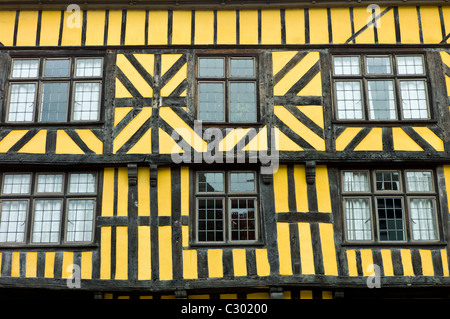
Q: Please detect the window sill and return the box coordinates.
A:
[341,241,447,248]
[0,243,99,250]
[332,119,438,126]
[188,241,265,249]
[0,122,105,128]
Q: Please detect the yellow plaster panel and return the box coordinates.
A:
[274,127,303,151]
[441,249,449,276]
[218,128,250,152]
[392,127,423,151]
[232,249,247,277]
[398,7,420,44]
[40,11,61,46]
[400,249,415,276]
[159,127,184,154]
[195,10,214,44]
[293,165,308,212]
[316,165,332,213]
[419,249,434,276]
[255,249,270,276]
[114,107,133,126]
[138,167,150,216]
[277,223,293,276]
[297,72,322,96]
[125,10,146,45]
[244,126,268,151]
[239,10,258,44]
[158,167,172,217]
[412,127,444,151]
[148,10,168,45]
[319,223,338,276]
[10,252,20,277]
[0,11,16,46]
[217,10,236,44]
[360,249,374,276]
[45,252,56,278]
[115,78,133,98]
[55,130,84,154]
[116,55,153,98]
[285,9,305,44]
[127,129,151,154]
[113,107,152,153]
[298,222,315,274]
[61,10,83,46]
[272,51,298,81]
[85,10,105,45]
[16,11,38,46]
[352,7,375,44]
[421,6,442,43]
[101,168,115,217]
[0,130,28,153]
[309,8,329,44]
[161,63,186,97]
[180,167,190,217]
[346,250,358,276]
[183,250,198,279]
[377,8,396,44]
[75,129,103,154]
[354,127,383,151]
[138,226,151,280]
[172,10,191,45]
[18,129,47,154]
[261,9,281,44]
[107,10,122,45]
[297,105,324,129]
[381,249,394,276]
[26,252,37,278]
[115,226,128,280]
[159,226,173,280]
[81,251,93,279]
[116,167,129,217]
[330,8,352,44]
[273,165,289,213]
[208,249,223,278]
[62,251,74,279]
[335,127,362,151]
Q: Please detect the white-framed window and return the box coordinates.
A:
[341,169,439,243]
[6,57,103,123]
[332,54,430,121]
[0,171,97,245]
[194,170,260,244]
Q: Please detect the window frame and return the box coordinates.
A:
[340,168,441,245]
[4,55,104,124]
[331,53,432,123]
[193,169,262,246]
[0,170,99,247]
[195,54,260,124]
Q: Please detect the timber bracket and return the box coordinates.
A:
[150,164,158,187]
[306,161,316,185]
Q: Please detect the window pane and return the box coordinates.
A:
[8,83,36,122]
[335,81,363,120]
[197,198,224,242]
[366,56,391,74]
[198,82,224,121]
[400,80,428,119]
[410,198,437,241]
[199,58,224,77]
[197,172,224,193]
[12,59,39,78]
[0,200,27,242]
[230,172,256,192]
[333,56,360,75]
[40,82,69,122]
[229,82,256,122]
[36,174,63,193]
[73,82,100,121]
[397,56,424,75]
[377,197,404,241]
[69,173,96,193]
[230,58,255,77]
[344,198,372,241]
[32,199,62,243]
[76,58,103,77]
[343,171,369,192]
[44,59,70,77]
[375,171,400,191]
[406,171,433,192]
[2,174,31,194]
[368,80,396,120]
[230,198,256,241]
[66,199,95,242]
